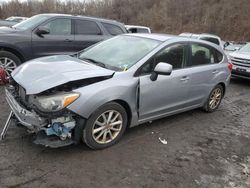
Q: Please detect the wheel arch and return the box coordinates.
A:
[113,99,132,129]
[0,46,25,62]
[217,82,226,97]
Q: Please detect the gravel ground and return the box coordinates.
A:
[0,78,249,188]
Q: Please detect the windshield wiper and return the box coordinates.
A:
[81,58,106,68]
[81,57,123,71]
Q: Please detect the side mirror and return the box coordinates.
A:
[150,62,173,81]
[223,42,230,49]
[36,26,50,37]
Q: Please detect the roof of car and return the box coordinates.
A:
[124,33,224,53]
[39,13,122,24]
[125,33,176,42]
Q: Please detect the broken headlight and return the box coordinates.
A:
[34,92,80,112]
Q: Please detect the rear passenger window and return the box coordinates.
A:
[215,50,223,62]
[188,44,222,67]
[75,20,101,35]
[102,23,124,36]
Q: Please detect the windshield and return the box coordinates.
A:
[13,15,49,30]
[239,43,250,53]
[79,35,161,71]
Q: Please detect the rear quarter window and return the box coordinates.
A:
[214,49,223,63]
[102,22,124,36]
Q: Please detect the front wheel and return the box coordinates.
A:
[83,102,127,149]
[0,51,21,77]
[203,84,224,113]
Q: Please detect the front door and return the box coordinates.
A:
[31,18,75,58]
[138,43,191,122]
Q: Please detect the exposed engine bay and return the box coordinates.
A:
[0,76,115,147]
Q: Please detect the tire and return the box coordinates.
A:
[83,102,128,150]
[203,84,224,113]
[0,51,21,77]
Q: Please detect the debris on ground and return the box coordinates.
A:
[159,137,168,145]
[241,163,250,176]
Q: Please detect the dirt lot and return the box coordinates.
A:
[0,78,249,188]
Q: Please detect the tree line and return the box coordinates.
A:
[0,0,249,41]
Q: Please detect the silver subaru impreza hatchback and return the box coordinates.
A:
[1,34,232,149]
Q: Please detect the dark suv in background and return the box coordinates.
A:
[0,14,127,76]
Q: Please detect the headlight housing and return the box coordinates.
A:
[34,92,80,112]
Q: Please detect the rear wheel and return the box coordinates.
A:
[203,84,224,113]
[0,51,21,77]
[83,102,127,149]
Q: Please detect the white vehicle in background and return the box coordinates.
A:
[180,33,224,49]
[5,16,28,23]
[126,25,151,33]
[229,43,250,80]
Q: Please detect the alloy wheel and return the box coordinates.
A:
[0,57,17,77]
[92,110,123,144]
[209,88,222,110]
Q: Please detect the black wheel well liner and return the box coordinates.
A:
[217,82,226,97]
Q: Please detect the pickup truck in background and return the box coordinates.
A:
[126,25,151,33]
[0,14,127,76]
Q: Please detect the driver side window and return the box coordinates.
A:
[42,18,72,35]
[140,44,187,75]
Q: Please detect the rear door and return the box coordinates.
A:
[31,18,75,58]
[72,19,107,52]
[183,42,224,105]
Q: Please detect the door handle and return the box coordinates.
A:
[180,76,190,81]
[65,39,73,42]
[212,70,219,74]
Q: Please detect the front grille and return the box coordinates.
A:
[232,70,250,77]
[231,57,250,67]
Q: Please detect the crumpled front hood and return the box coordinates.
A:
[230,51,250,60]
[12,55,115,94]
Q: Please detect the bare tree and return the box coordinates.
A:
[0,0,249,41]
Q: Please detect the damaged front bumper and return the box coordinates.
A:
[5,88,47,130]
[2,88,79,148]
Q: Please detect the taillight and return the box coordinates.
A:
[228,63,233,72]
